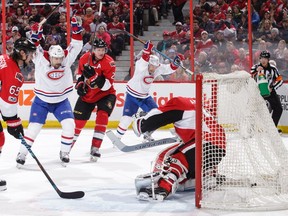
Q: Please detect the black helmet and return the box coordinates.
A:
[93,38,107,48]
[14,38,36,53]
[260,50,270,59]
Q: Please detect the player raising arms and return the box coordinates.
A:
[116,40,181,142]
[132,97,226,201]
[0,38,37,190]
[73,38,116,162]
[16,16,84,167]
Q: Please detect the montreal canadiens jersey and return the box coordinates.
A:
[0,54,24,118]
[32,39,83,103]
[126,57,176,99]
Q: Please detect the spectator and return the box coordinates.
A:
[231,5,243,27]
[273,39,287,60]
[196,30,214,53]
[209,4,226,23]
[277,49,288,80]
[216,61,229,74]
[199,12,215,34]
[169,0,188,24]
[256,19,273,41]
[103,8,115,24]
[224,41,239,67]
[253,40,268,64]
[11,26,21,43]
[234,47,250,72]
[207,45,219,65]
[279,18,288,42]
[169,22,187,41]
[73,0,91,16]
[168,67,190,82]
[216,0,229,13]
[182,15,190,32]
[107,14,126,56]
[266,27,282,50]
[89,14,107,33]
[195,51,213,74]
[150,0,161,26]
[212,30,227,53]
[29,7,41,23]
[83,7,95,32]
[193,19,204,40]
[156,30,174,52]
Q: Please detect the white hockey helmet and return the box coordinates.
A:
[48,45,64,58]
[148,55,160,67]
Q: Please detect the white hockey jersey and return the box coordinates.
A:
[126,57,176,99]
[32,39,83,103]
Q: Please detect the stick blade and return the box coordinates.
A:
[59,191,85,199]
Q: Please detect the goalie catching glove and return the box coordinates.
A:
[83,65,105,89]
[3,116,24,139]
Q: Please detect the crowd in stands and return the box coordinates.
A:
[154,0,288,81]
[1,0,288,81]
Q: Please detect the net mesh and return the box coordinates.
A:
[199,71,288,210]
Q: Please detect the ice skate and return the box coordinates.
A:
[0,180,7,191]
[60,151,70,167]
[90,147,101,162]
[16,152,26,168]
[137,186,169,202]
[143,131,154,143]
[132,118,143,137]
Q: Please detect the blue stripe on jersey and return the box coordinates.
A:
[34,86,73,97]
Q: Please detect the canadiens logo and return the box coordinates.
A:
[143,76,154,84]
[47,69,65,80]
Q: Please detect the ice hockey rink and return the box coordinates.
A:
[1,129,288,216]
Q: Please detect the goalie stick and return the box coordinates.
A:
[19,135,85,199]
[106,130,178,152]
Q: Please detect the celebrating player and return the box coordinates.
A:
[0,38,36,190]
[16,16,84,167]
[115,40,181,142]
[73,38,116,162]
[132,97,226,201]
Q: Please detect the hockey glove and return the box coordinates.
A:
[89,75,106,89]
[31,22,43,42]
[173,55,182,67]
[71,16,83,34]
[5,117,24,139]
[83,65,95,79]
[75,75,87,96]
[143,40,154,54]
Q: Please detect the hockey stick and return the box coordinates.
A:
[19,134,85,199]
[39,0,64,27]
[106,130,178,152]
[123,30,194,75]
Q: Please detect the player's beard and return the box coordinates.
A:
[53,63,62,69]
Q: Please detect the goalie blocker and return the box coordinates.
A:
[132,97,226,202]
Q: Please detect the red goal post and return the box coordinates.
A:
[195,71,288,210]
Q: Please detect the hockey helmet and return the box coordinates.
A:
[48,45,65,58]
[260,50,270,59]
[148,55,160,67]
[93,38,107,48]
[14,38,36,53]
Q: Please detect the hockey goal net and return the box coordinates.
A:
[195,71,288,210]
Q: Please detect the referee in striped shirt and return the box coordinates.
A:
[251,50,283,131]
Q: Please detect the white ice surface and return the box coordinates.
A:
[1,129,288,216]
